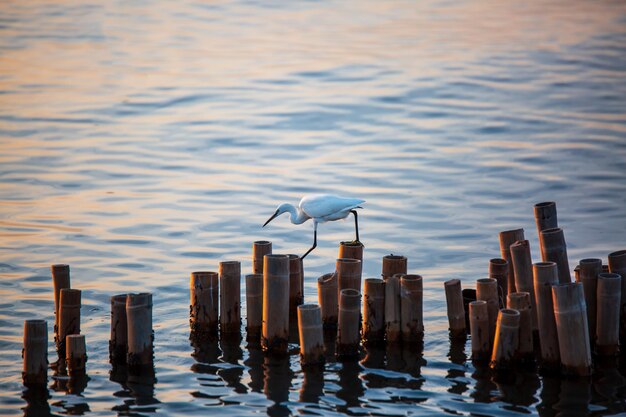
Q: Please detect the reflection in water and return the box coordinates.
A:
[126,367,159,411]
[264,355,294,417]
[219,339,246,394]
[492,370,540,412]
[336,361,365,410]
[300,365,324,404]
[244,342,265,393]
[595,357,626,414]
[446,336,469,396]
[22,384,51,417]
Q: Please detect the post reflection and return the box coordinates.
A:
[299,365,324,404]
[336,361,364,410]
[21,384,51,417]
[446,335,468,396]
[263,355,294,417]
[244,341,265,393]
[126,366,159,410]
[492,370,540,410]
[595,357,626,414]
[219,339,246,393]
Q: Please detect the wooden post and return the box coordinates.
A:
[534,202,558,236]
[444,279,466,338]
[339,241,363,274]
[253,241,272,275]
[337,289,361,358]
[288,255,304,315]
[110,294,128,363]
[297,304,324,365]
[552,283,591,376]
[476,278,498,343]
[488,258,508,304]
[190,271,219,338]
[507,292,533,361]
[126,292,153,368]
[400,274,424,343]
[608,250,626,344]
[539,227,571,284]
[317,272,338,329]
[246,273,263,341]
[578,258,601,344]
[510,240,538,330]
[596,273,621,356]
[385,274,401,343]
[219,261,241,338]
[382,255,407,281]
[533,262,560,369]
[51,264,70,333]
[262,254,290,355]
[490,309,520,370]
[58,288,81,362]
[23,319,47,385]
[499,228,525,294]
[66,334,87,376]
[336,258,362,294]
[469,301,490,362]
[363,278,385,345]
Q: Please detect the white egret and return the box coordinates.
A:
[263,194,365,259]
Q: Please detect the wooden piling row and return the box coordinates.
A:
[469,301,490,362]
[219,261,241,338]
[385,274,402,343]
[510,240,537,330]
[126,292,153,368]
[318,272,338,329]
[488,258,508,305]
[596,273,621,356]
[382,255,407,281]
[362,278,385,345]
[539,228,571,284]
[190,271,219,338]
[533,262,560,369]
[66,334,87,376]
[490,309,520,370]
[476,278,498,343]
[58,288,81,364]
[337,289,361,358]
[246,274,264,341]
[297,304,324,365]
[400,274,424,343]
[23,320,48,385]
[499,229,525,295]
[262,254,290,355]
[533,201,558,236]
[578,258,601,343]
[253,240,272,275]
[507,292,533,361]
[110,294,128,363]
[608,250,626,344]
[444,279,466,338]
[338,241,364,274]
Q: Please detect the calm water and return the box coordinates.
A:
[1,0,626,415]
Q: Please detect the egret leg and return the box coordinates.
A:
[301,222,318,260]
[350,210,360,242]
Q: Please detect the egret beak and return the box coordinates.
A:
[263,210,280,227]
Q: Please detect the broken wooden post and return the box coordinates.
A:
[596,272,621,356]
[336,258,362,295]
[490,309,520,370]
[382,255,407,281]
[337,289,361,358]
[318,272,338,330]
[488,258,508,304]
[66,334,87,376]
[510,240,538,330]
[51,264,70,334]
[444,279,466,338]
[262,254,290,355]
[385,274,401,343]
[469,301,490,363]
[246,273,263,341]
[126,292,153,368]
[400,274,424,343]
[58,288,81,364]
[533,262,560,369]
[578,258,601,343]
[552,283,591,376]
[507,292,533,362]
[253,241,272,275]
[298,304,324,366]
[288,255,304,315]
[499,229,525,294]
[476,278,498,343]
[23,319,47,385]
[110,294,128,363]
[534,202,558,236]
[190,271,219,338]
[363,277,385,345]
[338,241,363,274]
[539,228,571,284]
[219,261,241,339]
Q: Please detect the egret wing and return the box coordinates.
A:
[299,194,365,219]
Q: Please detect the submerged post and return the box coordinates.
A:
[110,294,128,363]
[219,261,241,339]
[382,255,407,281]
[253,241,272,275]
[318,273,338,330]
[534,202,558,236]
[533,262,560,369]
[262,254,290,355]
[297,304,324,366]
[58,288,81,363]
[385,274,401,343]
[490,309,520,371]
[499,229,525,295]
[337,289,361,358]
[488,258,508,304]
[190,272,219,338]
[288,255,304,315]
[51,264,70,334]
[66,334,87,376]
[23,319,48,385]
[510,240,538,330]
[578,258,601,343]
[552,283,591,376]
[126,292,153,368]
[246,273,264,341]
[362,277,385,345]
[476,278,498,344]
[444,279,466,338]
[400,274,424,343]
[507,292,533,362]
[596,273,621,356]
[336,258,362,295]
[539,228,571,284]
[469,301,490,363]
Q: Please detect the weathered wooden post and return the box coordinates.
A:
[444,279,466,338]
[262,254,290,355]
[126,292,153,369]
[338,241,363,274]
[533,262,560,369]
[499,229,525,294]
[337,289,361,358]
[246,273,263,341]
[287,255,304,315]
[58,288,81,363]
[510,240,538,330]
[596,272,621,356]
[318,272,338,329]
[297,304,324,365]
[469,300,490,363]
[336,258,362,296]
[110,294,128,363]
[534,202,558,236]
[66,334,87,376]
[253,241,272,274]
[608,250,626,344]
[23,319,47,385]
[552,283,591,376]
[578,258,601,343]
[190,271,219,338]
[539,228,571,284]
[385,274,401,343]
[488,258,508,304]
[219,261,241,339]
[362,277,385,345]
[382,255,407,281]
[507,292,533,362]
[51,264,70,334]
[400,274,424,343]
[476,278,498,343]
[490,309,520,370]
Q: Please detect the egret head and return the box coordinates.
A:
[262,203,290,227]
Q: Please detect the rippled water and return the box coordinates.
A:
[1,0,626,415]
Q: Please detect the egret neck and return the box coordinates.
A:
[283,204,310,224]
